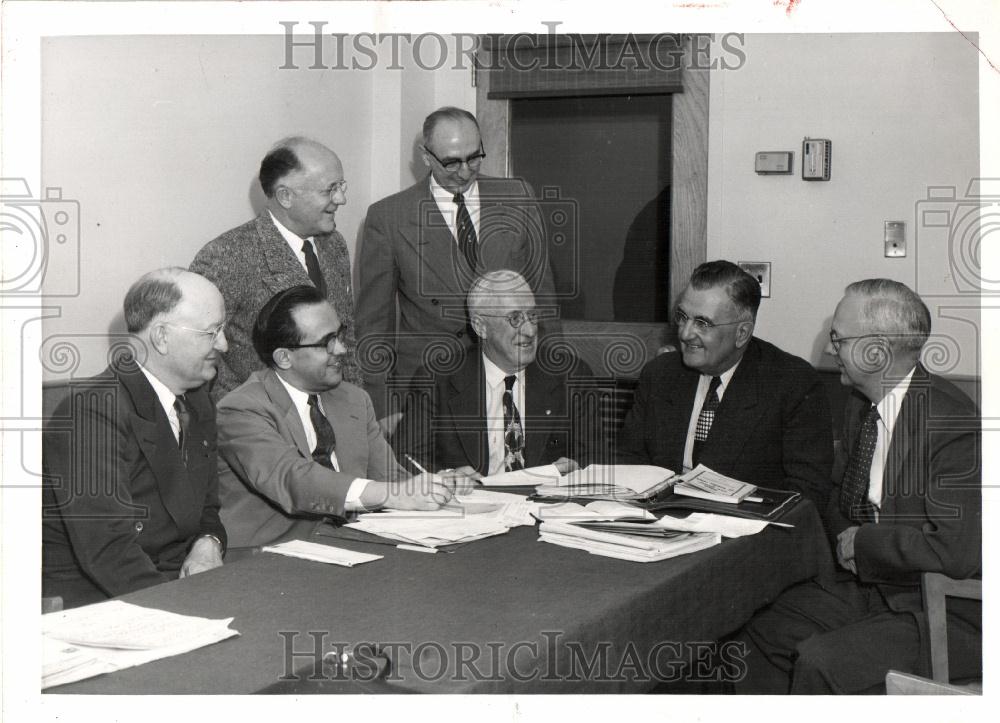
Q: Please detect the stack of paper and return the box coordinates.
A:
[590,512,778,538]
[534,499,655,522]
[262,539,383,565]
[42,600,238,689]
[480,464,562,487]
[535,464,676,500]
[673,465,757,503]
[538,521,720,562]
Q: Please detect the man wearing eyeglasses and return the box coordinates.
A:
[356,107,558,433]
[191,136,359,401]
[43,268,228,609]
[397,270,596,478]
[215,286,462,551]
[617,260,833,507]
[738,279,980,693]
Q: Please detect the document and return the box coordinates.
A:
[580,512,778,538]
[262,539,383,566]
[538,521,720,562]
[673,464,757,503]
[480,464,562,486]
[534,500,655,521]
[535,464,676,499]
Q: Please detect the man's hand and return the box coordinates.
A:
[377,412,404,439]
[363,474,454,511]
[553,457,580,475]
[836,526,859,575]
[437,465,482,494]
[180,536,223,578]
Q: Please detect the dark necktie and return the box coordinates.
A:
[301,240,328,297]
[453,192,479,271]
[308,394,337,469]
[839,404,880,524]
[502,375,525,472]
[173,395,190,465]
[692,376,722,466]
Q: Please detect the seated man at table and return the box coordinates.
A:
[43,268,228,609]
[616,260,833,506]
[738,279,981,693]
[397,269,600,478]
[216,285,464,551]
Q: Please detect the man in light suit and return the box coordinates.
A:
[617,260,833,507]
[43,268,228,609]
[216,286,464,552]
[191,137,359,401]
[356,107,559,427]
[738,279,981,693]
[398,270,599,478]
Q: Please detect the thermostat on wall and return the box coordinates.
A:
[755,152,793,174]
[802,138,832,181]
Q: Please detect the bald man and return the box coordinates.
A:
[191,136,360,400]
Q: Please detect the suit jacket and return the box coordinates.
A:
[398,350,603,475]
[42,363,225,609]
[216,368,406,549]
[823,365,981,612]
[616,338,834,507]
[356,176,559,418]
[190,211,359,401]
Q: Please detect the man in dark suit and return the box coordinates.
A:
[737,279,981,694]
[43,268,228,609]
[356,107,558,427]
[398,270,599,478]
[191,137,359,401]
[216,286,463,552]
[617,260,833,506]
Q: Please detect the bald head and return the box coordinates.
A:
[261,137,346,238]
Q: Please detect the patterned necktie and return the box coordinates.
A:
[308,394,337,469]
[453,192,479,271]
[173,395,190,465]
[301,240,328,297]
[502,375,525,472]
[692,376,722,466]
[839,404,880,524]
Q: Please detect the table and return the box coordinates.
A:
[51,501,833,694]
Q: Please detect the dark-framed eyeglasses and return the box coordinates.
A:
[673,308,744,333]
[284,329,345,352]
[163,320,227,343]
[477,310,540,329]
[423,144,486,173]
[828,331,882,352]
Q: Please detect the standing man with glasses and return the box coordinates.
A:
[397,270,598,478]
[617,260,833,506]
[356,107,558,435]
[191,136,359,401]
[215,286,466,553]
[43,268,228,609]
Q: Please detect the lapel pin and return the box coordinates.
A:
[545,409,552,415]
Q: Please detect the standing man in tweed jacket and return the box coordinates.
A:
[191,137,359,401]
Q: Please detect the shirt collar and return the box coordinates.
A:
[275,371,313,411]
[137,363,177,411]
[875,366,916,435]
[482,353,523,388]
[703,358,741,393]
[429,174,479,204]
[268,209,313,249]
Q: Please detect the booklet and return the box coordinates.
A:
[672,465,757,503]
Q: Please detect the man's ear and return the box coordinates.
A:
[734,319,754,348]
[470,314,487,340]
[274,185,294,210]
[147,323,170,355]
[272,348,293,370]
[420,147,432,170]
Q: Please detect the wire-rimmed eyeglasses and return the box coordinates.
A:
[477,310,540,329]
[673,308,744,333]
[163,321,227,343]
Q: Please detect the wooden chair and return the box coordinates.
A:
[885,572,982,695]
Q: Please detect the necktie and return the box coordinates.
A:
[308,394,337,469]
[692,376,722,466]
[502,375,525,472]
[839,404,880,524]
[173,395,190,464]
[301,240,328,298]
[453,192,479,271]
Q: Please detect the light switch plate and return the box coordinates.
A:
[755,152,793,174]
[884,221,906,257]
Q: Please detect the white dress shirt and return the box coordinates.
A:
[269,210,318,271]
[138,364,183,444]
[429,176,481,243]
[483,354,526,475]
[275,373,369,510]
[682,361,741,472]
[867,367,916,519]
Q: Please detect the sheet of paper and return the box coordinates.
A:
[535,500,655,521]
[480,464,561,486]
[557,464,676,494]
[537,521,720,562]
[262,539,383,566]
[652,512,772,537]
[347,515,510,548]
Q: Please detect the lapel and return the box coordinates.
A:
[114,364,195,529]
[255,212,314,298]
[261,369,312,458]
[321,383,365,476]
[400,178,469,294]
[523,362,561,464]
[444,353,489,473]
[879,365,926,517]
[699,340,763,468]
[654,353,700,466]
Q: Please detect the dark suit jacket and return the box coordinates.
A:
[356,176,559,418]
[823,366,981,611]
[190,211,359,400]
[217,369,406,549]
[42,363,225,609]
[616,338,834,507]
[398,350,603,475]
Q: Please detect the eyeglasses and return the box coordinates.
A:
[423,144,486,173]
[477,310,540,329]
[292,180,347,199]
[673,308,744,333]
[828,331,882,352]
[164,321,227,343]
[284,329,345,352]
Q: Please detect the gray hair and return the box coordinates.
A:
[467,270,532,316]
[123,267,187,333]
[844,278,931,353]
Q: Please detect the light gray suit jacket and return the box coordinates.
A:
[216,368,405,549]
[191,211,359,401]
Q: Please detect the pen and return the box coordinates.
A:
[404,454,429,475]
